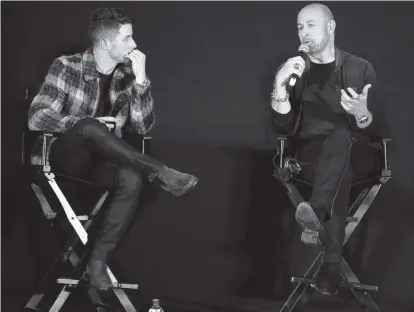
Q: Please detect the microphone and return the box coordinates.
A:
[105,94,128,131]
[288,44,310,88]
[110,93,128,117]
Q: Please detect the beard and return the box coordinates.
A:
[308,33,330,54]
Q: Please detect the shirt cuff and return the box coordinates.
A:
[270,107,295,126]
[134,79,151,94]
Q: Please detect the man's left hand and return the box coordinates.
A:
[340,84,371,118]
[126,49,147,85]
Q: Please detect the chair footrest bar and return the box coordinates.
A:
[346,216,359,222]
[45,212,57,220]
[24,307,46,312]
[56,278,139,290]
[77,215,90,221]
[24,294,44,311]
[291,277,378,292]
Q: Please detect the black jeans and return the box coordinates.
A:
[297,127,378,263]
[51,118,164,263]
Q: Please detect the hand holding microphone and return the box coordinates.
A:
[96,94,128,131]
[274,44,309,94]
[287,44,309,87]
[96,116,116,130]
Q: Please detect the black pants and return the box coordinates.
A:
[51,118,164,263]
[297,127,378,263]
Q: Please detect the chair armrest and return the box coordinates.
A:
[274,135,292,168]
[41,133,59,169]
[23,130,60,170]
[26,130,58,136]
[123,131,152,155]
[141,135,152,155]
[274,135,391,170]
[368,137,391,170]
[23,128,153,172]
[381,138,391,171]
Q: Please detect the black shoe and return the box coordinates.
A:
[85,259,113,291]
[295,202,327,231]
[315,262,341,295]
[156,166,198,196]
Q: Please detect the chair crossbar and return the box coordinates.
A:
[56,278,139,290]
[290,277,378,292]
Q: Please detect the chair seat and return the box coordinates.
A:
[30,155,103,187]
[292,173,379,187]
[54,173,103,188]
[289,159,380,186]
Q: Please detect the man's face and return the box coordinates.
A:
[297,8,331,54]
[106,24,137,63]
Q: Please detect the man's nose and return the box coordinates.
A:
[302,33,310,41]
[131,40,137,50]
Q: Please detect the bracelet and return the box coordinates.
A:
[271,90,289,102]
[137,79,149,88]
[356,111,372,129]
[358,115,369,124]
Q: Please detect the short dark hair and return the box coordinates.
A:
[88,8,132,44]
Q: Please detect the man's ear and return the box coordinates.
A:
[328,20,336,34]
[100,39,110,51]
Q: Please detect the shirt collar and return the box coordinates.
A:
[82,47,100,81]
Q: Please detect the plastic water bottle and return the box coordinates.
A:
[149,299,164,312]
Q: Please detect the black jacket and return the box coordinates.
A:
[269,47,390,142]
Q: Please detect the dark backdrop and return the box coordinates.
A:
[2,1,414,311]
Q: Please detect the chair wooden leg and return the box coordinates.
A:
[276,175,383,311]
[25,178,139,312]
[279,251,323,312]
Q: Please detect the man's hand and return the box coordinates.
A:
[275,56,306,88]
[96,116,116,130]
[126,49,147,85]
[272,56,306,107]
[340,84,371,118]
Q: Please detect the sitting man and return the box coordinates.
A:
[269,3,387,295]
[28,7,198,291]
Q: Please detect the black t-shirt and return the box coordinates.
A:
[95,70,115,117]
[299,60,350,139]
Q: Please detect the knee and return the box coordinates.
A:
[75,117,107,138]
[329,127,352,143]
[115,167,144,193]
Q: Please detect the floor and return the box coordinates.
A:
[4,288,408,312]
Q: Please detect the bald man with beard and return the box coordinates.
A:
[269,3,388,295]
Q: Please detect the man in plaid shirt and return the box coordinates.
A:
[28,8,198,291]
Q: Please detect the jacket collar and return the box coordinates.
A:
[82,47,100,81]
[334,46,344,70]
[304,46,344,70]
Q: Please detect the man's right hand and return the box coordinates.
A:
[96,116,116,130]
[274,56,306,91]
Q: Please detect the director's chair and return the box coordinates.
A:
[22,89,153,312]
[273,135,391,312]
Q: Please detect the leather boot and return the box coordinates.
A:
[85,259,113,291]
[295,201,328,231]
[315,262,342,295]
[156,166,198,196]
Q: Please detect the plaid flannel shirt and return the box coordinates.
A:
[28,47,155,159]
